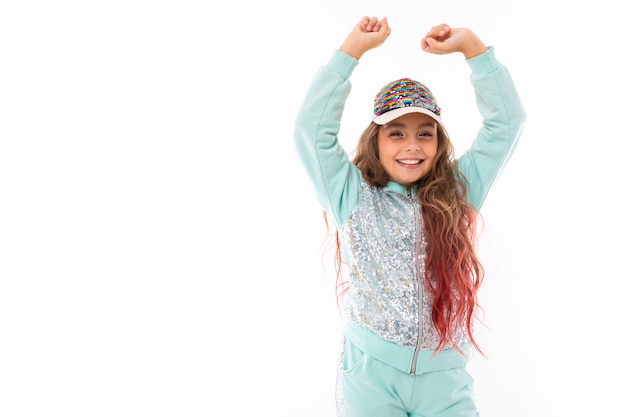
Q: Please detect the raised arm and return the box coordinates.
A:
[421,24,526,209]
[293,17,391,225]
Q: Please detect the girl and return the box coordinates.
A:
[294,16,525,417]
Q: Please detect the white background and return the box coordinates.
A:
[1,1,624,416]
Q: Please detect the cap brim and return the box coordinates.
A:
[372,107,443,126]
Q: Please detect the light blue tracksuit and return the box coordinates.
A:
[294,47,526,417]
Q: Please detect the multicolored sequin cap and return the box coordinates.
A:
[372,78,442,125]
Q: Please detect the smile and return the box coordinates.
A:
[397,159,423,166]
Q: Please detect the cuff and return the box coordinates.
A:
[466,46,500,76]
[328,49,360,79]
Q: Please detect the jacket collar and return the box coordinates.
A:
[383,181,418,197]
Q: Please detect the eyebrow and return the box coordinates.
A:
[383,122,436,130]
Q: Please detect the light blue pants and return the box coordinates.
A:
[339,339,479,417]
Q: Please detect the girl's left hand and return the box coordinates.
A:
[421,24,487,59]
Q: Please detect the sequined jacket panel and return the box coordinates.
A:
[341,181,466,349]
[294,47,525,350]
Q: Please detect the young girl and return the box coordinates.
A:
[294,16,525,417]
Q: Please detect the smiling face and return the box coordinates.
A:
[377,112,438,187]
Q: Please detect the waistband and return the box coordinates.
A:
[343,321,473,375]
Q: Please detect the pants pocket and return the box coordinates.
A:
[342,340,366,374]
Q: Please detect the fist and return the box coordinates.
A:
[340,16,392,60]
[421,24,487,59]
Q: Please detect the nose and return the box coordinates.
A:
[405,137,421,151]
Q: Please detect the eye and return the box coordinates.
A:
[418,131,434,137]
[389,131,404,137]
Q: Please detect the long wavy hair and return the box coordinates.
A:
[326,121,484,353]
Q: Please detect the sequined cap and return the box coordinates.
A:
[372,78,442,125]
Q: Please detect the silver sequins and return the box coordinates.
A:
[340,182,468,350]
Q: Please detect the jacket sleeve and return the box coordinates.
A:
[456,47,526,209]
[293,50,363,226]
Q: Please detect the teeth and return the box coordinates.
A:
[398,159,421,165]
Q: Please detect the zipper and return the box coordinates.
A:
[408,186,423,376]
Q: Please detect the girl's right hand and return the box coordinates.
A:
[339,16,391,60]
